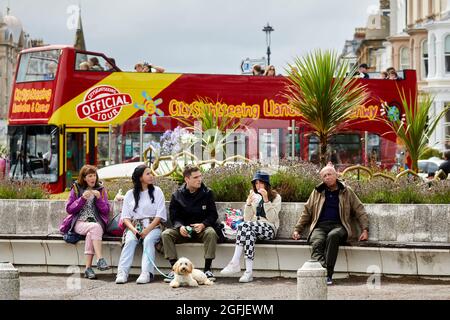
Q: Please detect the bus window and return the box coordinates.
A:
[16,50,61,83]
[307,133,362,168]
[7,125,59,182]
[75,53,109,71]
[123,132,163,162]
[66,131,87,180]
[329,134,362,167]
[96,132,109,168]
[367,133,381,165]
[259,129,282,164]
[226,132,247,161]
[308,135,320,164]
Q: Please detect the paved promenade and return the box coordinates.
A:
[19,274,450,300]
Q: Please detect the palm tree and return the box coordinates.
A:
[380,89,449,173]
[285,50,369,167]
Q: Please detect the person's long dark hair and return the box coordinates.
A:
[252,180,278,202]
[131,164,155,212]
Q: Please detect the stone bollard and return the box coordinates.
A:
[0,262,20,300]
[297,260,327,300]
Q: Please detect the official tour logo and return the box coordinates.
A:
[76,85,132,122]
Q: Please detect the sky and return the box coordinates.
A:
[3,0,379,74]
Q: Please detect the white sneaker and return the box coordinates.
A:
[239,271,253,283]
[220,262,241,275]
[136,272,151,284]
[115,271,128,284]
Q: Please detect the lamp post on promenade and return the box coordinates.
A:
[262,23,274,66]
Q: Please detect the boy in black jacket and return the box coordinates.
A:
[162,165,219,281]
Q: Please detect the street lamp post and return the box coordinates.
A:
[262,23,274,66]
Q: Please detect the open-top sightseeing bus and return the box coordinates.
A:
[7,45,417,193]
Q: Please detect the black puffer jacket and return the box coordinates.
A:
[169,183,218,228]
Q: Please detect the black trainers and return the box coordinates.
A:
[204,270,216,281]
[84,267,96,279]
[326,276,333,285]
[96,258,110,271]
[163,271,174,283]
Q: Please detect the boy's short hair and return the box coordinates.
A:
[183,164,200,178]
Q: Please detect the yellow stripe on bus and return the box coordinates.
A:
[49,73,182,126]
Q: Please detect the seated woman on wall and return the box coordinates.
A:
[220,171,282,283]
[60,165,111,279]
[115,164,167,284]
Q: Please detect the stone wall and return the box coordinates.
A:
[0,199,449,243]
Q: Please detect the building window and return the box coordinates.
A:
[445,35,450,73]
[400,47,410,70]
[422,40,428,79]
[446,108,450,149]
[430,34,436,76]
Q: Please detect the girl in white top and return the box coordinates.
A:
[115,165,167,284]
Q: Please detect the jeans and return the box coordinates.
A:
[117,228,161,275]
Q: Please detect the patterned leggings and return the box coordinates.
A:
[235,221,275,260]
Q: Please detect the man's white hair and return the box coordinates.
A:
[319,165,337,176]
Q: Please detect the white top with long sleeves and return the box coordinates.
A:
[121,187,167,227]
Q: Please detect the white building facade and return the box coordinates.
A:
[0,9,32,145]
[388,0,450,150]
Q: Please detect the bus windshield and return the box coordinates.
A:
[8,125,59,183]
[16,49,61,83]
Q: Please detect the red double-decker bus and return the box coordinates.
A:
[7,45,417,193]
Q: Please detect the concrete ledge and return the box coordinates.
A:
[1,199,449,243]
[415,249,450,276]
[1,239,450,278]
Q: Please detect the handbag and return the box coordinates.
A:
[106,211,126,237]
[63,231,82,244]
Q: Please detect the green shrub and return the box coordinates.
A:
[420,147,443,160]
[263,161,321,202]
[0,179,49,199]
[102,179,133,200]
[346,176,440,204]
[3,162,449,204]
[202,163,256,201]
[203,161,321,202]
[102,176,178,201]
[427,180,450,204]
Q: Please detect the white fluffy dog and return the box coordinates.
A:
[169,257,213,288]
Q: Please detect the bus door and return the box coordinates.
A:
[95,128,109,168]
[65,128,89,187]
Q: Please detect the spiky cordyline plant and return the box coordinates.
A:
[380,89,449,173]
[284,50,369,167]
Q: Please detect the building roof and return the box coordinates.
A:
[2,14,23,43]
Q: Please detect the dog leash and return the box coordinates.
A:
[143,248,173,280]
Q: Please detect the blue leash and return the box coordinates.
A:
[143,248,172,279]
